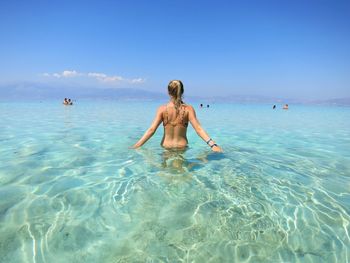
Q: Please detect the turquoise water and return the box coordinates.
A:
[0,101,349,262]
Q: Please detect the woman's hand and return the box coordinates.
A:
[211,145,223,152]
[129,145,139,149]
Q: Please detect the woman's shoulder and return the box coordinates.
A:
[157,104,167,113]
[182,103,194,111]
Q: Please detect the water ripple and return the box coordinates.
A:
[0,102,349,262]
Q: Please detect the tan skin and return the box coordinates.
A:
[132,97,222,152]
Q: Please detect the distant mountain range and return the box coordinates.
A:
[0,83,167,101]
[0,83,349,106]
[196,95,350,106]
[309,97,350,106]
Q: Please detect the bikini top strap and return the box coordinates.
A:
[163,103,188,127]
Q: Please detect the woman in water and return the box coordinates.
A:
[132,80,222,152]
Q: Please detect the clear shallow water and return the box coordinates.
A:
[0,100,349,263]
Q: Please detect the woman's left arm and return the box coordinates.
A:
[132,106,164,148]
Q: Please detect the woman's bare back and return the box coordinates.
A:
[161,103,189,148]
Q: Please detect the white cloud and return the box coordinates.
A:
[42,70,145,85]
[52,73,61,78]
[103,76,123,82]
[62,70,78,77]
[43,70,78,78]
[87,72,107,79]
[129,78,145,84]
[87,72,123,83]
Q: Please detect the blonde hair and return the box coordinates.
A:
[168,80,184,114]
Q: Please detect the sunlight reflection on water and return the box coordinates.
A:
[0,101,349,262]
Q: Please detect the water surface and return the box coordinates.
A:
[0,101,349,262]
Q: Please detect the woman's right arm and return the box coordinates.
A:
[132,106,164,148]
[188,106,222,152]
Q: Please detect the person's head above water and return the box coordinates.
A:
[168,80,184,111]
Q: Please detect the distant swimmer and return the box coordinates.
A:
[283,104,288,110]
[200,103,203,108]
[63,98,73,105]
[207,104,210,108]
[132,80,222,152]
[273,105,276,109]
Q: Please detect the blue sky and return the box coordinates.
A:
[0,0,349,100]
